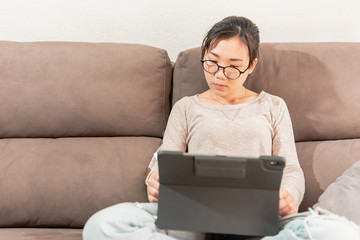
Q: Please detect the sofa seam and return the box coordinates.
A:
[162,51,168,137]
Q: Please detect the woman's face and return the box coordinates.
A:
[203,36,257,97]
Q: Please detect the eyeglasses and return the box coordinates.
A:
[200,59,249,80]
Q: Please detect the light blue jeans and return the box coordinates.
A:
[83,203,360,240]
[82,202,205,240]
[263,208,360,240]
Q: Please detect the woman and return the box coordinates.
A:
[83,16,358,240]
[146,16,303,217]
[144,16,303,240]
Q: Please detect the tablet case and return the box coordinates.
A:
[156,151,285,237]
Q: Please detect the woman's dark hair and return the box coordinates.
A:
[201,16,260,66]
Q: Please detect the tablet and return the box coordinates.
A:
[156,151,285,236]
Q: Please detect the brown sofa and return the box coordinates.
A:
[0,41,359,239]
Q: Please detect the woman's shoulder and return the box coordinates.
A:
[173,95,196,106]
[261,92,287,108]
[171,95,197,111]
[260,92,291,120]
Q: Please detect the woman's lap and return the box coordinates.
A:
[83,203,359,240]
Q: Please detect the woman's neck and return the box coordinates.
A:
[209,88,247,105]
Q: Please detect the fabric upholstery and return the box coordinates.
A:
[296,139,360,212]
[172,47,208,105]
[0,42,172,234]
[1,41,359,239]
[313,160,360,226]
[172,43,360,142]
[0,228,82,240]
[0,41,172,138]
[0,136,161,228]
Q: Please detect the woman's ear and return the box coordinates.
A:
[248,58,258,74]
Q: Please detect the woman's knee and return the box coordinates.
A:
[83,202,137,240]
[304,215,360,240]
[282,211,360,240]
[83,202,160,240]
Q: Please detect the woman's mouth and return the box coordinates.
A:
[213,83,227,90]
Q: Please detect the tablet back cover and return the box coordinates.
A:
[156,151,284,236]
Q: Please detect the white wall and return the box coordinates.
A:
[1,0,359,61]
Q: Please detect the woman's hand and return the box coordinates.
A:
[147,171,160,203]
[279,189,298,216]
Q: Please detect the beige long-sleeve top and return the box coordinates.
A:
[147,91,305,206]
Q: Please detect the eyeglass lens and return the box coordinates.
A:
[203,61,240,79]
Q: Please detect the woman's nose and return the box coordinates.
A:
[214,67,227,79]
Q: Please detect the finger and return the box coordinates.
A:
[280,207,297,217]
[280,209,289,217]
[148,195,158,203]
[279,196,290,209]
[280,201,298,216]
[279,189,290,199]
[280,199,296,211]
[280,204,291,214]
[148,171,159,182]
[148,176,159,186]
[149,172,159,186]
[290,208,298,214]
[152,171,159,181]
[148,178,160,190]
[289,202,298,213]
[279,190,295,206]
[147,186,159,198]
[147,190,158,203]
[284,196,297,212]
[148,172,159,184]
[280,204,293,216]
[284,191,296,204]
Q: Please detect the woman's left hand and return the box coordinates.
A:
[279,189,298,217]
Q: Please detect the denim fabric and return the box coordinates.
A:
[83,203,360,240]
[262,208,360,240]
[82,202,205,240]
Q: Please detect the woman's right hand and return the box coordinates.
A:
[147,171,159,202]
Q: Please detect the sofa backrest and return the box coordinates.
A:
[172,42,360,210]
[0,41,171,138]
[0,41,172,227]
[173,43,360,142]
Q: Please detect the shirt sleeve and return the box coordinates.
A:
[272,98,305,207]
[145,98,188,185]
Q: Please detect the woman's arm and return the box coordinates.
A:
[272,98,305,215]
[145,98,189,202]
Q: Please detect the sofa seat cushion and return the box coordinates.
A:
[0,136,161,228]
[296,139,360,211]
[0,228,82,240]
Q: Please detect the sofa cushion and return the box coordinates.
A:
[0,137,161,227]
[172,43,360,142]
[0,228,82,240]
[313,160,360,226]
[172,47,208,105]
[0,41,172,138]
[296,139,360,211]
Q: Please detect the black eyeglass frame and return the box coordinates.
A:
[200,59,249,80]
